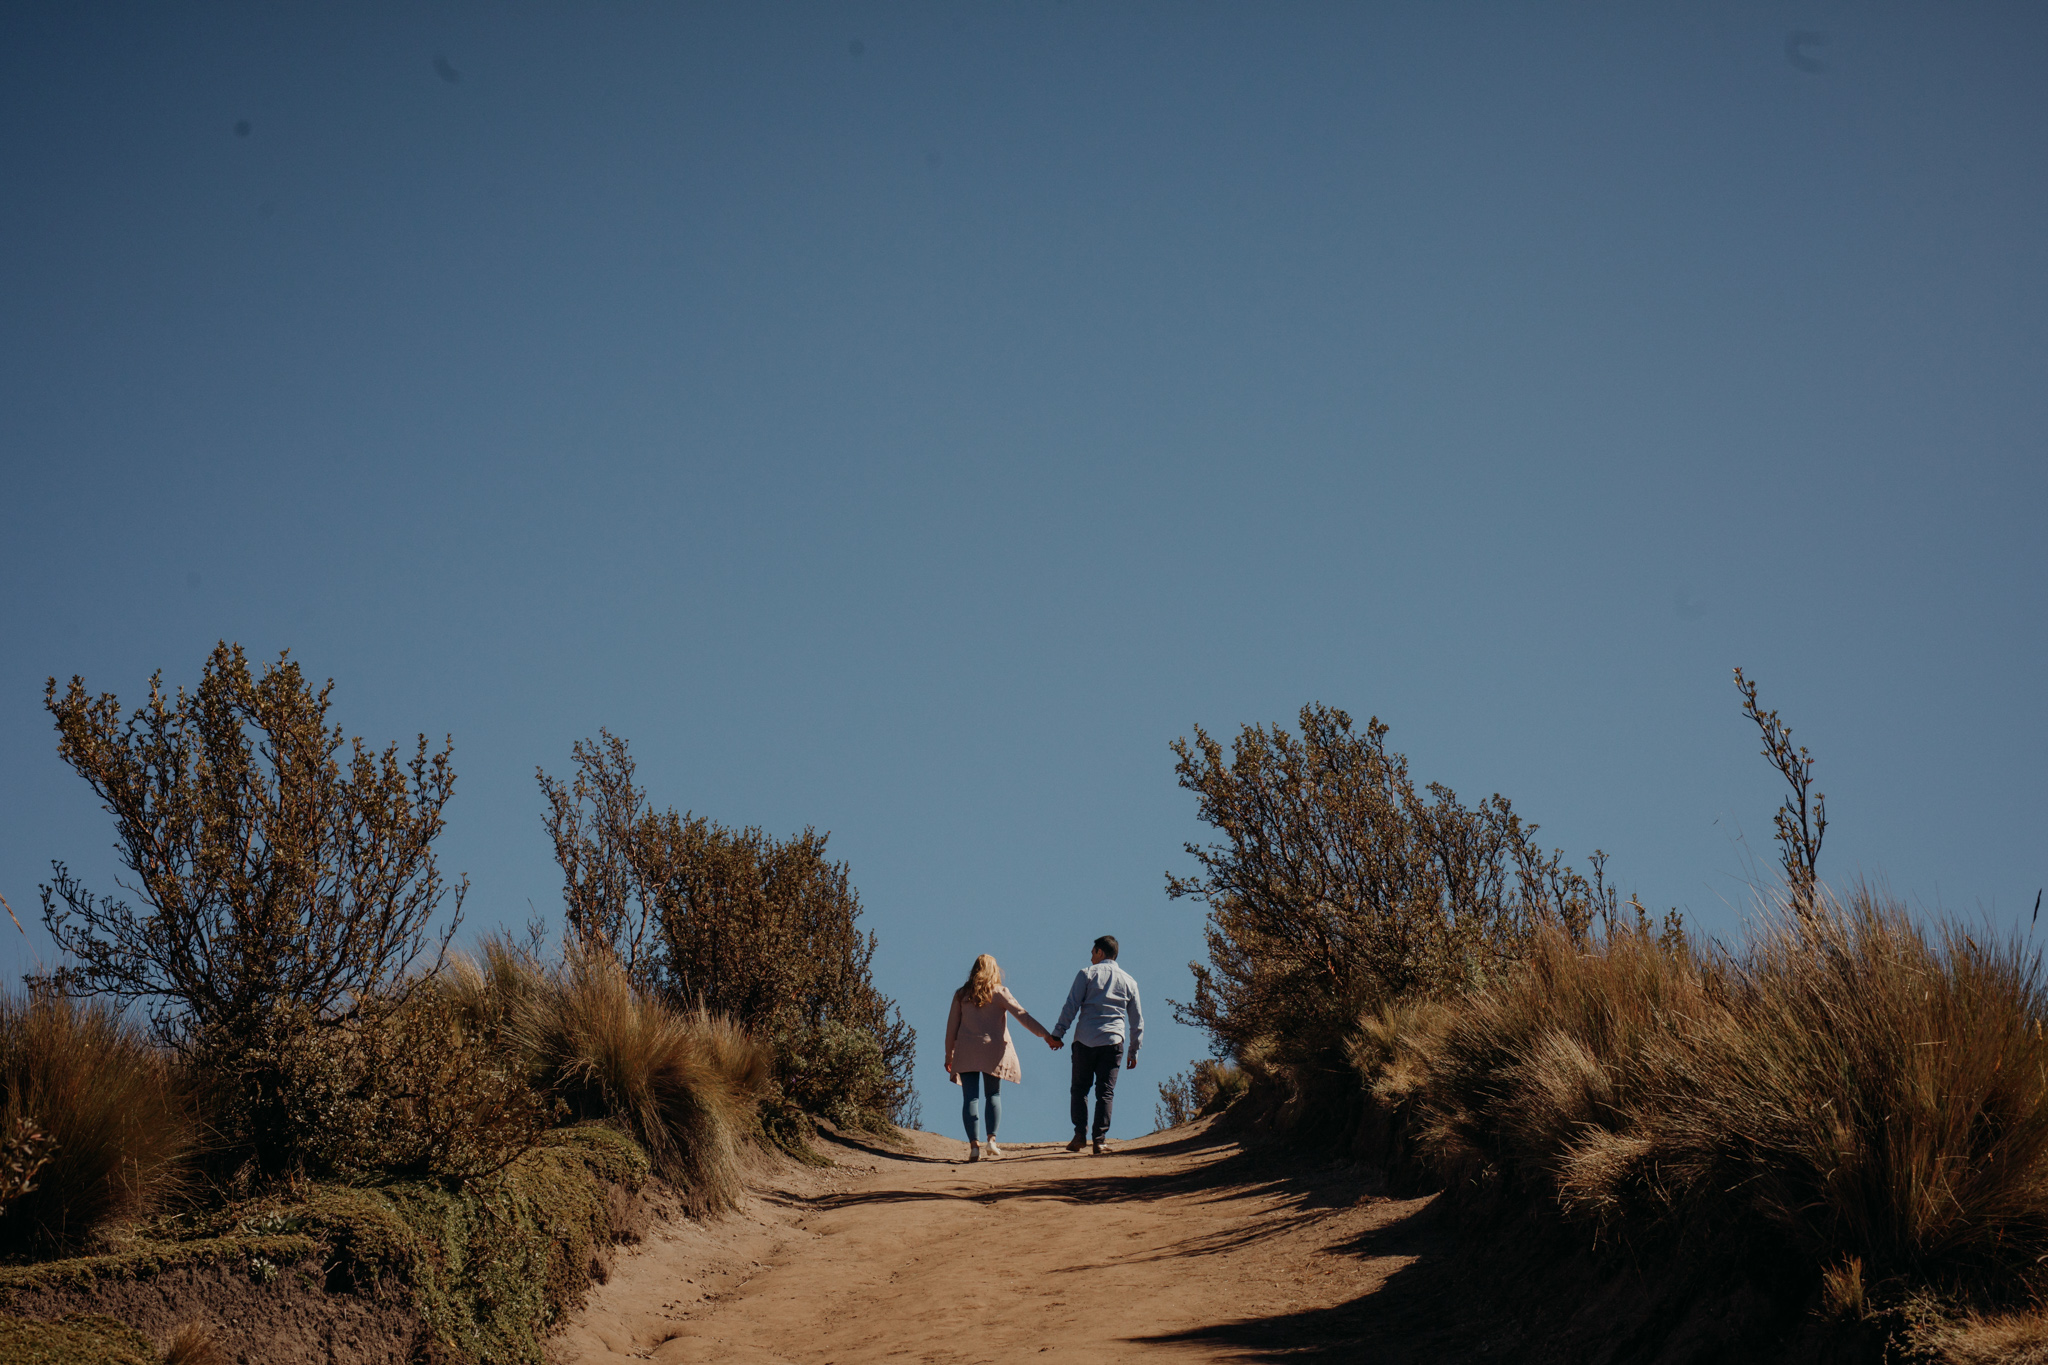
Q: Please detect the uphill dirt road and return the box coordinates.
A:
[550,1120,1492,1365]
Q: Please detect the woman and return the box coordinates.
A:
[945,953,1060,1161]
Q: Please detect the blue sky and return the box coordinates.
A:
[3,2,2043,1140]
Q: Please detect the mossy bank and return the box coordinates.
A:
[0,1126,652,1365]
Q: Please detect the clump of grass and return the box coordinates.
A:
[0,993,190,1257]
[1391,888,2048,1317]
[1689,891,2048,1295]
[451,941,771,1214]
[157,1322,222,1365]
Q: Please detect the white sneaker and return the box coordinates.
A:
[968,1142,981,1162]
[985,1141,1003,1158]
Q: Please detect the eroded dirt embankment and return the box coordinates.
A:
[550,1120,1492,1365]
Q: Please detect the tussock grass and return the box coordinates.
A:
[158,1322,222,1365]
[1307,886,2048,1346]
[0,994,189,1257]
[449,941,771,1214]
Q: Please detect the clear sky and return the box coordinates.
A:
[3,3,2043,1140]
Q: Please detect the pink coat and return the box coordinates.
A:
[944,984,1054,1084]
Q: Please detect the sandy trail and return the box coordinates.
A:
[551,1120,1471,1365]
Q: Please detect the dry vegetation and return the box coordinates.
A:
[1171,686,2048,1362]
[1,645,911,1364]
[539,730,917,1139]
[444,939,772,1214]
[0,995,189,1257]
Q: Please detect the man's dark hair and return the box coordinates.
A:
[1093,934,1119,960]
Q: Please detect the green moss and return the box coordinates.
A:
[341,1125,649,1363]
[0,1314,157,1365]
[0,1235,318,1295]
[1,1125,651,1365]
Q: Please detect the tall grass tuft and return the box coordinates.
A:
[0,992,190,1256]
[1400,887,2048,1312]
[451,941,772,1215]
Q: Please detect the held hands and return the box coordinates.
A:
[1046,1036,1063,1051]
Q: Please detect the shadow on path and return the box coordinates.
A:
[1133,1200,1506,1363]
[811,1127,958,1165]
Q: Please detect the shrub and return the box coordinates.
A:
[775,1021,894,1133]
[1155,1072,1200,1130]
[1168,703,1660,1071]
[38,643,463,1060]
[212,988,550,1184]
[457,942,772,1214]
[537,731,664,986]
[0,993,190,1256]
[539,734,918,1131]
[0,1117,54,1219]
[1154,1060,1247,1130]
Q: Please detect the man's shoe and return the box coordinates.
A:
[985,1141,1003,1158]
[968,1142,981,1162]
[1092,1140,1107,1156]
[1065,1135,1087,1152]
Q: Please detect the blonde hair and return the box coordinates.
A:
[960,954,1002,1008]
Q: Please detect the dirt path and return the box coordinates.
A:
[550,1121,1483,1365]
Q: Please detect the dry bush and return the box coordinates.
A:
[538,730,665,986]
[460,941,772,1214]
[1154,1072,1200,1131]
[0,992,190,1255]
[1154,1059,1248,1130]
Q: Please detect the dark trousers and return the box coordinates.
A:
[1070,1040,1122,1139]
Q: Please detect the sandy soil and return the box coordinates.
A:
[550,1120,1489,1365]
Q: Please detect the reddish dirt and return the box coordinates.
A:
[550,1119,1493,1365]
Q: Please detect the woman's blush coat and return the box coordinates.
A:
[945,984,1054,1084]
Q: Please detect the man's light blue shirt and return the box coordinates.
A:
[1053,959,1143,1060]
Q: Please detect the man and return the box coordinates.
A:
[1051,934,1143,1155]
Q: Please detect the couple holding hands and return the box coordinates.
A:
[943,935,1143,1161]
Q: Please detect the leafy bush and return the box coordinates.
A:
[540,734,917,1131]
[39,644,464,1055]
[0,994,190,1256]
[1168,703,1660,1072]
[450,941,771,1214]
[0,1117,54,1219]
[212,989,550,1184]
[774,1021,894,1133]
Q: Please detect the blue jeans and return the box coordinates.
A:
[960,1071,1002,1142]
[1070,1041,1122,1140]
